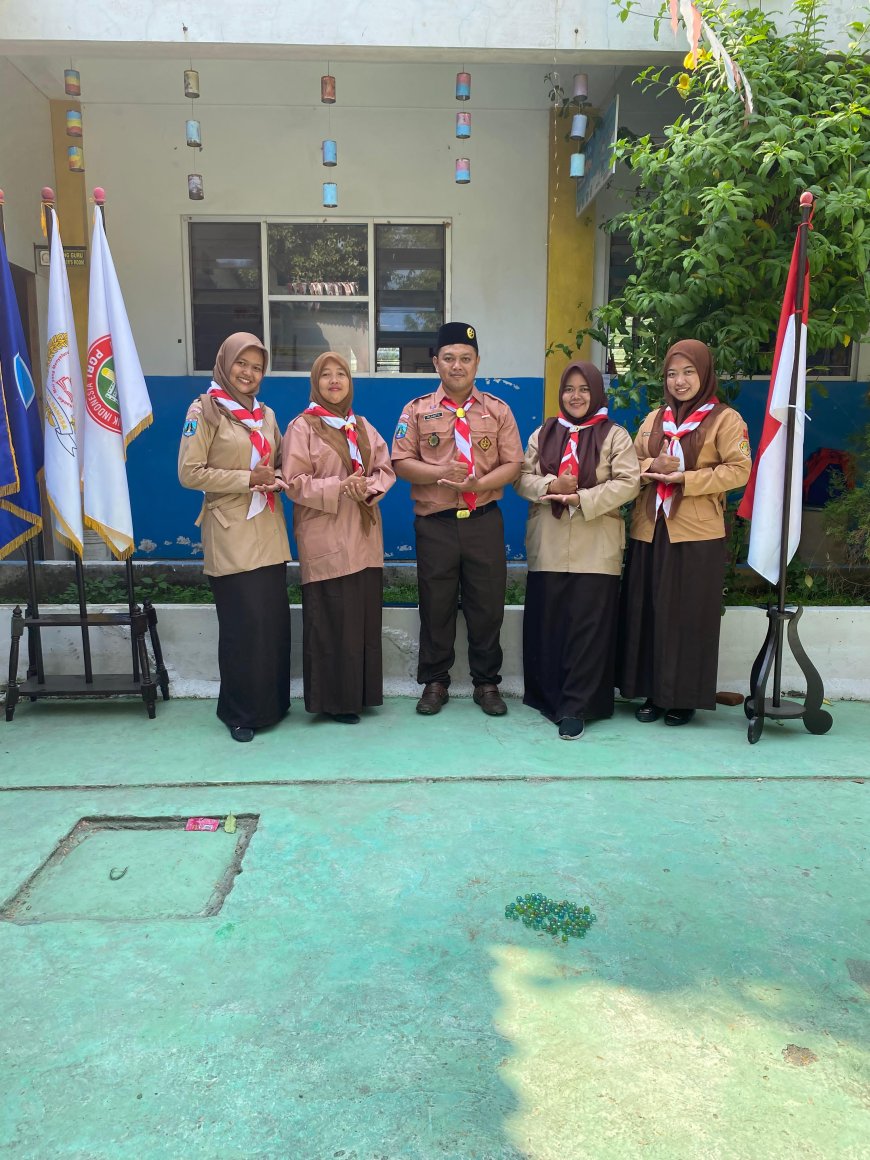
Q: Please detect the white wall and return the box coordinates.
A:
[0,58,53,270]
[76,60,550,376]
[2,0,856,55]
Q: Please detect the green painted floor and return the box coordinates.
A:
[0,697,868,1158]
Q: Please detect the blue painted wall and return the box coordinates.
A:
[130,374,869,563]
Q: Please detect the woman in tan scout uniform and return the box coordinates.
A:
[617,339,752,726]
[281,351,395,724]
[178,332,291,742]
[516,360,639,740]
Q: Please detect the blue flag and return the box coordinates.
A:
[0,230,44,557]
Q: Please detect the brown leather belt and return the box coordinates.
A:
[425,501,497,521]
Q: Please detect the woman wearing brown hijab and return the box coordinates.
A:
[281,352,395,723]
[178,332,292,742]
[617,340,752,725]
[515,361,639,739]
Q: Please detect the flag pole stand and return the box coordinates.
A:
[4,188,167,721]
[745,193,832,744]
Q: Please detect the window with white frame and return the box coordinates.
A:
[188,220,447,374]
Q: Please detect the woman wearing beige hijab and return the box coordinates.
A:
[282,352,395,723]
[178,332,291,742]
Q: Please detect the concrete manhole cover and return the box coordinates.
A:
[0,814,258,923]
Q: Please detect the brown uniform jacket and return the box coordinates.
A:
[177,393,291,577]
[515,424,640,575]
[629,405,752,543]
[390,385,524,516]
[281,415,396,585]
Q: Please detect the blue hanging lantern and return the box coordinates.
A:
[456,112,471,139]
[322,139,337,166]
[323,182,338,207]
[455,157,471,184]
[455,72,471,101]
[186,120,202,148]
[570,114,588,140]
[570,153,586,179]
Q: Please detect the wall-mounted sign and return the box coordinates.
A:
[35,245,88,271]
[576,95,619,217]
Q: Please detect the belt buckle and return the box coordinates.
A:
[456,508,471,520]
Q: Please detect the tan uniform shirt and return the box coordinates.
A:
[390,385,524,516]
[515,424,640,575]
[177,393,292,577]
[629,405,752,543]
[281,415,396,585]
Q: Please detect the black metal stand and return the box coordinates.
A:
[4,541,170,722]
[744,193,832,744]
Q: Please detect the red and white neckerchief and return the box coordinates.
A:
[440,395,477,511]
[556,407,610,478]
[305,403,365,474]
[655,399,718,519]
[207,383,275,519]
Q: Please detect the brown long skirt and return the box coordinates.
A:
[209,563,292,730]
[301,567,384,715]
[523,571,620,722]
[617,519,726,711]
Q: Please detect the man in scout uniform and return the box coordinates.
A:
[391,322,524,716]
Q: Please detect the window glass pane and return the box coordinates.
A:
[189,222,263,371]
[270,301,370,373]
[375,224,445,373]
[267,224,368,295]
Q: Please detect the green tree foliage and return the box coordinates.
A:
[578,0,870,406]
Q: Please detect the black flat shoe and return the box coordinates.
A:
[230,726,255,742]
[635,699,663,723]
[558,717,585,740]
[664,708,695,727]
[330,713,360,724]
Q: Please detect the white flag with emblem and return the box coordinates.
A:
[43,208,85,555]
[84,204,152,558]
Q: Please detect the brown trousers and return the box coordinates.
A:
[414,504,506,687]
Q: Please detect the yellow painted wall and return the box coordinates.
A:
[49,100,89,366]
[544,107,596,418]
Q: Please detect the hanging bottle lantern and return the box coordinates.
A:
[322,182,338,208]
[184,69,200,99]
[572,73,588,101]
[64,69,81,97]
[456,112,471,139]
[186,120,202,148]
[570,153,586,179]
[455,158,471,184]
[321,75,336,104]
[188,173,204,201]
[322,139,337,166]
[66,109,83,138]
[455,72,471,101]
[570,114,588,140]
[67,146,85,173]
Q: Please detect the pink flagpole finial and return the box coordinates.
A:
[799,191,814,208]
[41,186,55,204]
[93,187,106,205]
[0,190,5,205]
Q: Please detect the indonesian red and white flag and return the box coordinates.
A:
[43,208,85,555]
[83,204,152,558]
[738,227,809,584]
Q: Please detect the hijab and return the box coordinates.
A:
[301,351,375,531]
[537,361,614,518]
[211,332,269,407]
[645,339,724,521]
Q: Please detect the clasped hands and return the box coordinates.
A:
[437,458,479,493]
[250,454,283,493]
[642,453,685,484]
[543,473,581,507]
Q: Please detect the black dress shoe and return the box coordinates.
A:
[230,726,254,742]
[330,712,360,724]
[665,708,695,727]
[635,699,663,723]
[416,682,449,715]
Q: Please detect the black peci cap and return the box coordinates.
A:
[433,321,479,354]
